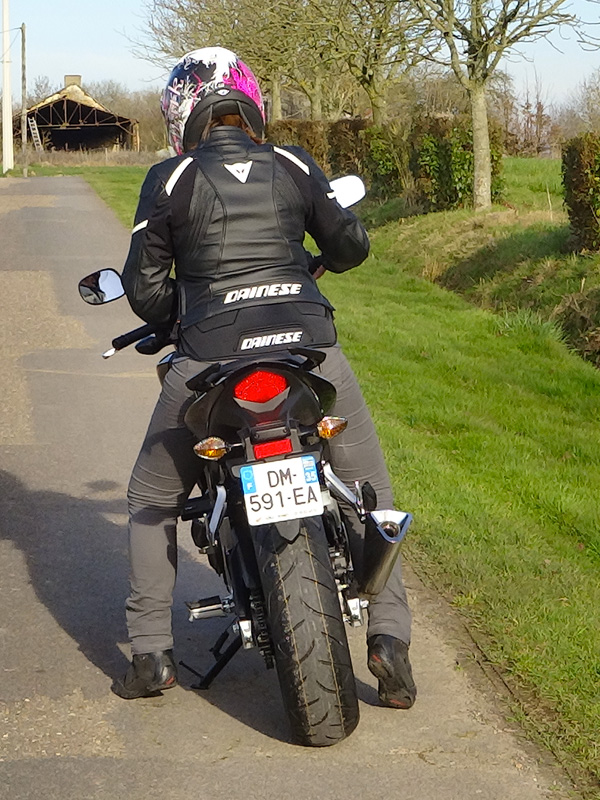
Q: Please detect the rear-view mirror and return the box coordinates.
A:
[79,269,125,305]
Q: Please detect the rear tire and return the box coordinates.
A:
[253,516,359,747]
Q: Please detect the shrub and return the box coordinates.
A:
[361,124,412,200]
[412,116,504,211]
[327,119,369,177]
[562,133,600,251]
[553,286,600,367]
[266,120,330,173]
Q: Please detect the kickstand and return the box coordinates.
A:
[180,625,243,690]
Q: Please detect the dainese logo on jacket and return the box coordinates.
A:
[240,331,303,350]
[224,283,302,304]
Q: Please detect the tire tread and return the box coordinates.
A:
[253,518,359,746]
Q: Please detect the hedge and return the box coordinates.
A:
[266,117,503,212]
[562,133,600,251]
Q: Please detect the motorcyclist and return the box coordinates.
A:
[112,46,416,710]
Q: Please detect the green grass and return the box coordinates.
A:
[368,158,600,369]
[322,266,600,791]
[61,160,600,793]
[82,168,147,227]
[501,156,564,210]
[346,161,600,790]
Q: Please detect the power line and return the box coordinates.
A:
[0,29,19,63]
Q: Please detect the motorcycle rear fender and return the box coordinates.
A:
[249,517,302,548]
[270,518,302,543]
[223,519,262,598]
[185,349,326,394]
[184,358,336,439]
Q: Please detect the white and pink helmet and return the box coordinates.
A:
[161,47,265,154]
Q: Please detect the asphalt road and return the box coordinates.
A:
[0,175,573,800]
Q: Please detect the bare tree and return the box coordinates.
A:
[554,68,600,139]
[129,89,169,150]
[84,81,166,151]
[518,75,553,155]
[137,0,430,124]
[404,63,469,117]
[486,70,519,151]
[409,0,579,208]
[83,80,132,111]
[27,75,59,107]
[293,0,428,124]
[137,0,336,121]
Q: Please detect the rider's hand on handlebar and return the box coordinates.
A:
[307,253,326,280]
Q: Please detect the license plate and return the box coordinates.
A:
[239,455,323,526]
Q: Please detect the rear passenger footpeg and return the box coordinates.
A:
[186,595,235,621]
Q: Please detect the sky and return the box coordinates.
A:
[3,0,600,107]
[6,0,166,99]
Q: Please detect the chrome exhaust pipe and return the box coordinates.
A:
[358,510,412,600]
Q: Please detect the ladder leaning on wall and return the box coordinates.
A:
[27,117,44,155]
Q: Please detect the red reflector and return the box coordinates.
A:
[253,439,293,459]
[234,370,288,403]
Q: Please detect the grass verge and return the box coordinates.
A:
[368,157,600,367]
[321,266,600,794]
[48,160,600,794]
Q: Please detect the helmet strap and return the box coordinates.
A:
[200,105,215,142]
[236,102,254,133]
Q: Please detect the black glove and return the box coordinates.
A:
[307,253,325,275]
[135,324,174,355]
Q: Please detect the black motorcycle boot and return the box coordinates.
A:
[111,650,178,699]
[367,634,417,709]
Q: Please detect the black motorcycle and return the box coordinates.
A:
[79,177,411,747]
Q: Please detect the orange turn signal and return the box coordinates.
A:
[317,416,348,439]
[194,437,228,460]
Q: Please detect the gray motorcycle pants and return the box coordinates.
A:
[126,345,412,654]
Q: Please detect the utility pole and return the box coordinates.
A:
[2,0,14,173]
[20,22,26,177]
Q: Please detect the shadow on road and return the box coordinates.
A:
[0,469,133,678]
[0,469,382,743]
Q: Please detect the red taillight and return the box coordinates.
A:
[234,370,288,403]
[253,439,293,459]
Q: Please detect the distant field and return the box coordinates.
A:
[501,155,564,210]
[20,156,600,792]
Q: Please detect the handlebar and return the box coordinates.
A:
[102,322,158,359]
[112,323,158,351]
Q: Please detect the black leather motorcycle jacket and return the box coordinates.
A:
[121,126,370,361]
